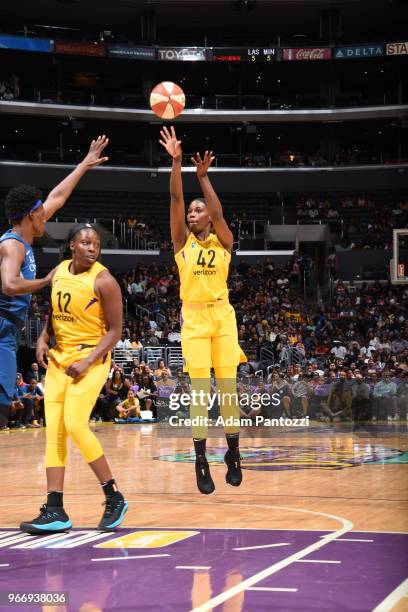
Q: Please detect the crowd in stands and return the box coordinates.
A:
[243,148,382,168]
[1,142,394,168]
[1,75,397,169]
[91,344,408,425]
[6,365,45,430]
[297,194,408,250]
[115,253,318,356]
[9,252,406,430]
[106,198,408,253]
[114,216,168,250]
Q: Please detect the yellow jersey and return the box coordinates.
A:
[175,232,230,303]
[50,259,107,351]
[122,398,140,413]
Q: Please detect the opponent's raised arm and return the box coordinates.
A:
[43,135,109,221]
[159,126,189,253]
[191,150,233,252]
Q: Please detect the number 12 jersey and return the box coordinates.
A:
[51,259,107,351]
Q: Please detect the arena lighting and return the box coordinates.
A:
[33,24,80,31]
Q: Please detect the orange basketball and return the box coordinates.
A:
[149,81,186,119]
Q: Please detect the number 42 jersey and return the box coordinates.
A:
[175,232,230,303]
[50,259,107,351]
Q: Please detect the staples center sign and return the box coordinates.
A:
[386,41,408,56]
[283,47,331,61]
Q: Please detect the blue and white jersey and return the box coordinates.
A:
[0,230,36,322]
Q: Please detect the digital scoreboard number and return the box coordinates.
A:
[248,47,277,61]
[211,48,277,62]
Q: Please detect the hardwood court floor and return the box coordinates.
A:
[0,422,407,611]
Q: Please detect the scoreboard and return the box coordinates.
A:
[211,47,278,62]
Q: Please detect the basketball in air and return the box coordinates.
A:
[149,81,186,119]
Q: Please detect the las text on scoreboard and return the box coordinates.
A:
[211,48,278,62]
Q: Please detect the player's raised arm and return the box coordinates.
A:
[159,126,189,253]
[42,135,110,221]
[191,150,234,252]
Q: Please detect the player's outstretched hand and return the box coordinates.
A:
[81,135,109,169]
[159,125,182,161]
[191,150,215,178]
[44,267,57,287]
[36,337,49,369]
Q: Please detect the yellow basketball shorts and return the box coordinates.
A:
[180,301,247,370]
[44,347,110,467]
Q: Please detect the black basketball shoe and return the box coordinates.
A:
[20,505,72,535]
[224,449,242,487]
[195,456,215,495]
[98,492,128,531]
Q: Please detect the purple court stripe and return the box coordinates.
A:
[0,528,406,611]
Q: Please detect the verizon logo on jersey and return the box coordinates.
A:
[193,270,217,276]
[53,314,76,323]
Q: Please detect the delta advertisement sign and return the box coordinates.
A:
[334,45,384,59]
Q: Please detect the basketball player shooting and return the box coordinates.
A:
[159,125,247,495]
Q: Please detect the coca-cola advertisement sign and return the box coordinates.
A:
[283,47,331,61]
